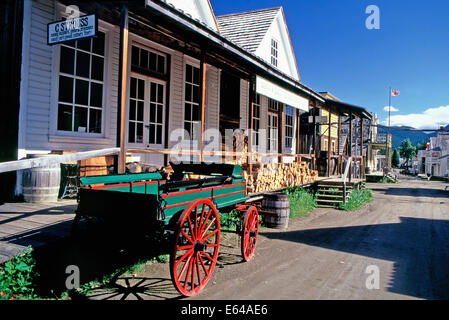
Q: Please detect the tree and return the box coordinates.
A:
[399,138,416,167]
[392,149,400,168]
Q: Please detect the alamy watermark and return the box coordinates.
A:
[365,5,380,30]
[365,265,380,290]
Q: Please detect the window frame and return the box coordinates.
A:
[271,38,278,67]
[183,61,202,142]
[50,13,113,140]
[284,105,294,150]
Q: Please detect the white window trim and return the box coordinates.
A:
[50,8,115,140]
[182,56,201,145]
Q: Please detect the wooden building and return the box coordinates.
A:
[2,0,376,198]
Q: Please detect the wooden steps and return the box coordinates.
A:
[315,179,366,208]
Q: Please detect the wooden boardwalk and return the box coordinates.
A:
[0,200,77,263]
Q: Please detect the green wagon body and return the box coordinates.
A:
[74,162,261,297]
[75,162,248,225]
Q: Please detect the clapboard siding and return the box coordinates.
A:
[167,51,184,148]
[20,0,120,153]
[22,0,54,150]
[206,65,220,131]
[240,79,249,130]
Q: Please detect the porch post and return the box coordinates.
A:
[117,5,129,174]
[327,112,331,177]
[200,52,207,162]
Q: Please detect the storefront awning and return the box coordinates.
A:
[256,76,309,112]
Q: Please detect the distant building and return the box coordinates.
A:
[415,131,449,177]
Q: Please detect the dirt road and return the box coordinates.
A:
[88,176,449,300]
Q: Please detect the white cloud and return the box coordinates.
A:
[385,105,449,129]
[383,105,399,112]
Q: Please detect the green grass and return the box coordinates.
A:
[0,246,39,300]
[284,187,317,218]
[338,188,373,211]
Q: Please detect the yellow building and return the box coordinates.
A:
[319,92,340,153]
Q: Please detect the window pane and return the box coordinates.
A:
[92,32,105,55]
[192,85,199,103]
[91,56,104,81]
[76,51,90,78]
[129,100,136,121]
[156,125,162,144]
[138,79,145,100]
[60,46,75,74]
[136,123,143,143]
[193,67,200,85]
[149,103,156,123]
[58,76,73,103]
[128,122,135,143]
[131,46,140,67]
[77,38,91,51]
[75,79,89,105]
[137,101,144,121]
[185,83,192,102]
[149,52,157,71]
[89,109,102,133]
[157,84,163,103]
[57,104,72,131]
[90,82,103,108]
[185,103,192,121]
[130,77,137,99]
[192,105,200,121]
[157,56,165,74]
[150,82,156,102]
[184,122,191,140]
[74,106,88,132]
[157,105,163,124]
[149,124,155,144]
[140,49,148,70]
[186,65,192,82]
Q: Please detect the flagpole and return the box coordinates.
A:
[387,87,391,169]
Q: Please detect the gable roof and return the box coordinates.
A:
[216,7,281,53]
[164,0,219,32]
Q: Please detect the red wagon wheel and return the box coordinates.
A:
[170,198,221,296]
[241,206,259,262]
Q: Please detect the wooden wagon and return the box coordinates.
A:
[74,162,261,296]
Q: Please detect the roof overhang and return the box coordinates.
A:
[325,99,372,120]
[143,0,325,103]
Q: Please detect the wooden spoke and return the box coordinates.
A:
[241,206,259,262]
[170,198,220,296]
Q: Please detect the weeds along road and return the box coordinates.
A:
[87,175,449,300]
[189,175,449,300]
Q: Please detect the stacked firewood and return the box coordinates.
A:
[244,161,319,193]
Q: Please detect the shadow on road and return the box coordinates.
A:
[369,187,449,199]
[262,217,449,299]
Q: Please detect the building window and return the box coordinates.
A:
[268,113,278,152]
[331,140,336,152]
[128,77,145,144]
[131,45,166,77]
[323,138,328,151]
[57,32,105,133]
[148,81,165,145]
[252,94,261,147]
[285,106,293,149]
[271,39,278,67]
[268,98,282,112]
[184,64,201,140]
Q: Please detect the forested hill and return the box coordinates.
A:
[378,126,431,149]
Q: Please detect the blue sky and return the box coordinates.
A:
[210,0,449,129]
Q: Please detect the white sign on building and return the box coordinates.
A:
[47,14,97,45]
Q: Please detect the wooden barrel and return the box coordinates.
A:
[22,154,61,203]
[261,192,290,229]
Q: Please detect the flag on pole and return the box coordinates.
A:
[391,89,400,96]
